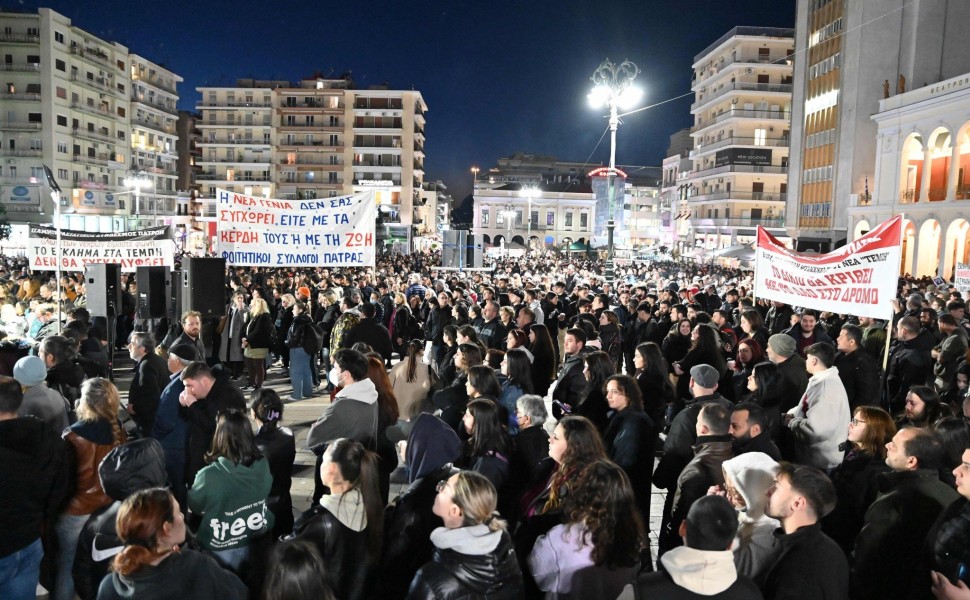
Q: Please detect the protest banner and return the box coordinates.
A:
[28,225,174,271]
[753,215,902,320]
[215,188,376,267]
[955,263,970,292]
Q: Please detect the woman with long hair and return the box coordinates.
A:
[409,471,524,597]
[460,397,513,490]
[366,355,400,504]
[737,308,769,352]
[252,389,295,539]
[242,297,275,391]
[662,318,692,367]
[634,342,675,429]
[432,343,484,433]
[529,460,645,597]
[187,410,273,572]
[498,348,535,435]
[934,416,970,488]
[747,361,784,443]
[389,292,416,359]
[292,438,382,600]
[58,377,126,600]
[437,325,459,383]
[731,338,765,401]
[598,310,622,371]
[602,374,658,535]
[389,339,434,420]
[284,301,314,402]
[262,539,336,600]
[451,302,469,328]
[527,323,556,396]
[822,406,896,554]
[498,306,516,343]
[673,324,727,401]
[506,328,534,362]
[98,488,247,600]
[574,351,615,432]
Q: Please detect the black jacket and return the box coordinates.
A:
[293,504,377,600]
[574,385,610,432]
[733,432,782,462]
[835,349,881,409]
[427,305,455,346]
[774,355,809,413]
[407,530,524,600]
[0,416,71,558]
[183,364,246,484]
[653,393,731,491]
[762,523,849,600]
[551,350,589,418]
[244,312,275,348]
[821,449,889,555]
[97,548,247,600]
[345,317,393,363]
[478,317,503,350]
[128,351,168,435]
[254,424,295,539]
[633,570,763,600]
[884,338,934,413]
[604,408,658,526]
[433,374,471,434]
[46,359,86,410]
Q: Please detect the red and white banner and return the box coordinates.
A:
[754,216,902,320]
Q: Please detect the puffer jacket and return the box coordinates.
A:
[408,526,524,599]
[63,418,125,515]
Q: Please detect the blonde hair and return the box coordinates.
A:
[281,293,296,305]
[250,297,269,316]
[321,289,338,305]
[78,377,124,444]
[394,292,406,306]
[451,471,506,532]
[499,306,514,322]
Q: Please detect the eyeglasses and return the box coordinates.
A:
[850,418,867,426]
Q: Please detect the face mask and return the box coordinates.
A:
[328,366,341,386]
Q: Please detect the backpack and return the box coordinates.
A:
[303,322,325,355]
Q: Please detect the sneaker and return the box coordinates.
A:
[281,395,303,403]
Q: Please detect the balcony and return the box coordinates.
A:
[132,117,175,134]
[70,73,124,97]
[0,121,42,130]
[198,139,271,146]
[0,92,41,102]
[72,153,125,169]
[0,64,40,72]
[132,73,178,95]
[691,82,793,110]
[72,127,119,144]
[70,101,116,119]
[197,121,272,127]
[690,136,789,157]
[687,190,787,203]
[687,164,788,179]
[690,109,789,134]
[353,99,403,110]
[132,94,178,116]
[690,216,786,228]
[197,101,273,109]
[70,45,119,71]
[278,122,342,131]
[0,149,42,158]
[196,173,271,182]
[197,157,272,165]
[0,33,39,44]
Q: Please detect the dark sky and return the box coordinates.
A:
[16,0,794,204]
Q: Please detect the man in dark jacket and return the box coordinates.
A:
[179,361,246,484]
[730,402,782,461]
[150,343,198,507]
[551,328,590,418]
[783,309,835,359]
[344,302,393,364]
[884,317,934,414]
[851,428,958,600]
[126,331,169,436]
[660,403,734,557]
[0,379,71,600]
[766,301,795,336]
[426,291,455,365]
[477,301,503,351]
[765,334,809,413]
[763,463,849,600]
[39,334,86,411]
[835,324,881,409]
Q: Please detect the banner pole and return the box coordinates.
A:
[882,214,906,374]
[751,229,760,306]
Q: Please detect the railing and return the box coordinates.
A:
[132,94,178,116]
[353,160,402,167]
[0,121,42,130]
[72,154,124,168]
[691,216,786,228]
[197,102,273,108]
[353,100,403,109]
[687,164,788,179]
[197,121,272,127]
[0,64,40,72]
[691,109,789,133]
[71,73,124,96]
[132,117,175,134]
[198,139,270,146]
[133,74,178,95]
[687,190,787,203]
[71,101,115,118]
[0,33,39,44]
[196,174,271,182]
[694,27,795,63]
[0,149,42,157]
[690,136,789,156]
[70,45,117,70]
[691,82,793,110]
[197,158,273,164]
[0,92,41,102]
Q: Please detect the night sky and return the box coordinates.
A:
[12,0,794,205]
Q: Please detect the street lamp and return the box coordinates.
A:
[588,58,641,268]
[124,168,152,227]
[519,185,539,253]
[500,204,516,256]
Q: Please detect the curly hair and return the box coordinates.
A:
[563,459,644,568]
[79,377,124,444]
[545,416,607,513]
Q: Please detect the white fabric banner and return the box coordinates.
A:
[28,225,174,272]
[215,189,376,267]
[753,216,902,320]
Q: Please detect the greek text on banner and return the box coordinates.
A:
[753,216,902,321]
[28,225,174,271]
[215,188,376,267]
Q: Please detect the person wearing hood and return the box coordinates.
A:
[14,354,69,435]
[179,361,246,486]
[784,343,851,471]
[621,495,763,599]
[72,438,168,600]
[39,334,86,413]
[408,470,524,599]
[187,410,273,575]
[291,438,382,600]
[0,379,71,600]
[376,413,461,598]
[97,487,247,600]
[718,452,781,584]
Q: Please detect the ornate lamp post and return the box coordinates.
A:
[123,167,152,226]
[588,58,641,269]
[519,185,539,253]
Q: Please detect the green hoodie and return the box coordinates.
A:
[188,456,274,551]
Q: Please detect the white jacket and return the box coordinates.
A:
[787,366,850,469]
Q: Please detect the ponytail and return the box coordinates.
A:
[112,488,178,576]
[327,439,385,556]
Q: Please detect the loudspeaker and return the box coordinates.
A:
[170,270,181,317]
[466,234,483,269]
[442,230,465,269]
[135,266,170,319]
[85,263,121,317]
[181,258,226,318]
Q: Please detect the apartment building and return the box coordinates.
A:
[686,26,793,253]
[787,0,970,251]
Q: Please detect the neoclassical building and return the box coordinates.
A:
[853,73,970,278]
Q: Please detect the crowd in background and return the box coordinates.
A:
[3,249,970,599]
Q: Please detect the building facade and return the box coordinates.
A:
[686,26,793,254]
[0,7,183,242]
[787,0,970,251]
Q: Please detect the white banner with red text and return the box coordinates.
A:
[28,225,174,272]
[753,215,902,320]
[215,188,376,267]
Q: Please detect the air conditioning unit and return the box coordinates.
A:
[746,68,754,74]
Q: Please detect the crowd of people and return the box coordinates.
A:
[3,250,970,599]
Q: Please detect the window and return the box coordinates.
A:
[29,139,41,150]
[546,211,554,226]
[329,134,339,145]
[56,115,67,126]
[286,115,296,125]
[56,86,66,99]
[117,107,125,118]
[28,113,41,123]
[31,167,44,179]
[55,31,64,44]
[580,213,588,228]
[565,211,573,227]
[754,128,767,145]
[58,168,68,179]
[329,116,338,126]
[482,210,489,225]
[328,172,338,183]
[329,155,338,165]
[55,59,65,72]
[497,210,505,225]
[27,55,40,65]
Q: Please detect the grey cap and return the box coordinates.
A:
[767,334,797,359]
[690,364,720,388]
[13,355,47,387]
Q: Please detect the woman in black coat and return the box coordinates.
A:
[242,298,276,390]
[437,325,459,383]
[634,342,675,430]
[673,324,727,401]
[661,318,692,367]
[821,406,896,554]
[251,389,295,539]
[574,351,615,433]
